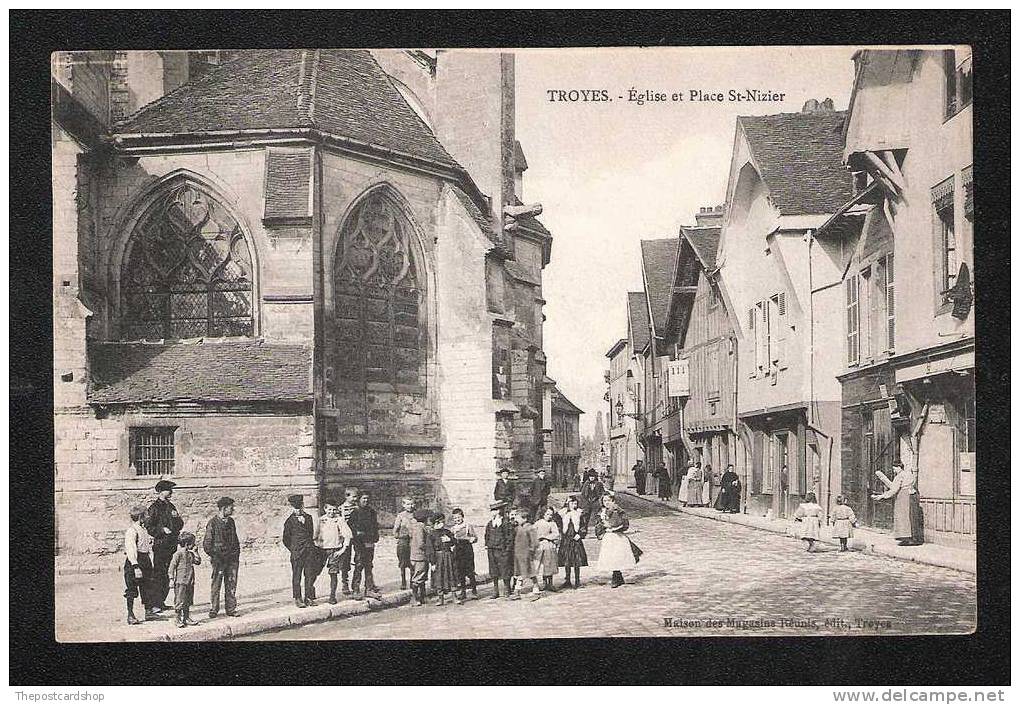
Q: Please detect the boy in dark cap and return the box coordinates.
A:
[146,479,184,611]
[349,492,381,599]
[484,500,514,599]
[282,494,317,608]
[493,468,515,505]
[203,496,240,618]
[529,467,552,519]
[408,509,431,607]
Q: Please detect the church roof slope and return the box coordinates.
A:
[113,49,459,170]
[87,340,312,404]
[738,110,853,215]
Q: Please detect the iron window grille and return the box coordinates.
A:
[130,427,176,476]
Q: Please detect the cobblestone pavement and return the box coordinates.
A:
[239,496,976,640]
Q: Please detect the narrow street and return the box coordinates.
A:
[237,496,976,640]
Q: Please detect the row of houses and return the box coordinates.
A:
[606,48,974,548]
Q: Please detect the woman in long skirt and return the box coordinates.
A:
[428,514,458,604]
[872,462,923,546]
[793,492,823,552]
[595,492,642,588]
[558,496,588,589]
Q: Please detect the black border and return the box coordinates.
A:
[10,10,1010,686]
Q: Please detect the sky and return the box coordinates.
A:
[514,46,860,438]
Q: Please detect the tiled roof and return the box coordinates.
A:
[627,291,650,353]
[88,341,312,404]
[680,225,721,271]
[114,49,459,170]
[551,385,583,416]
[738,110,853,215]
[451,186,500,246]
[640,237,680,336]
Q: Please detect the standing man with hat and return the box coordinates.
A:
[493,468,516,506]
[529,467,552,520]
[146,479,184,612]
[282,494,318,608]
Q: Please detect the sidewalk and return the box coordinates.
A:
[55,537,489,642]
[620,491,976,574]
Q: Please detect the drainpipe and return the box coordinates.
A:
[807,228,839,519]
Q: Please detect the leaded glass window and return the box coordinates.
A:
[120,183,254,340]
[332,193,424,390]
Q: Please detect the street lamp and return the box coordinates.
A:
[615,399,641,420]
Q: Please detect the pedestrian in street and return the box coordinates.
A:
[632,459,647,495]
[315,497,353,604]
[702,463,714,507]
[428,514,458,605]
[484,500,514,600]
[683,462,705,507]
[146,479,184,612]
[408,509,431,607]
[557,495,588,589]
[392,497,415,590]
[578,469,605,529]
[871,461,923,546]
[336,488,360,596]
[830,495,858,552]
[603,465,615,490]
[793,492,824,553]
[529,467,552,519]
[349,492,381,599]
[511,509,540,600]
[595,491,642,588]
[123,505,155,624]
[203,496,240,618]
[715,464,741,514]
[654,461,671,501]
[450,507,478,601]
[533,506,561,592]
[494,468,516,506]
[282,494,318,608]
[167,531,201,628]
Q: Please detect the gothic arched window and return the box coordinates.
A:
[119,182,254,340]
[332,192,424,390]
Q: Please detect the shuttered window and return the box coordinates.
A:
[846,276,859,365]
[707,346,720,399]
[770,292,787,370]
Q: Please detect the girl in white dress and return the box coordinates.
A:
[793,492,823,553]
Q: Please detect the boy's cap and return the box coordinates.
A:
[178,531,196,544]
[155,480,176,493]
[287,494,304,508]
[489,500,508,510]
[216,496,235,509]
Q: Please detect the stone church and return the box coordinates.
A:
[52,49,555,556]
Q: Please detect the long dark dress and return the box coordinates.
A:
[429,528,457,592]
[557,509,588,568]
[655,467,671,499]
[716,470,741,513]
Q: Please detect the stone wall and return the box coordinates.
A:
[54,406,315,556]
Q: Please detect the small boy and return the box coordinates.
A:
[282,494,317,608]
[484,500,514,600]
[316,497,353,604]
[511,509,540,600]
[408,509,431,607]
[203,496,240,618]
[449,507,478,601]
[335,488,360,595]
[349,492,381,599]
[392,497,415,590]
[167,531,202,628]
[123,505,155,624]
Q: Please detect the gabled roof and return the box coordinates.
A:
[681,225,722,272]
[627,291,650,353]
[640,237,680,337]
[88,341,312,404]
[551,385,584,416]
[738,110,853,215]
[113,49,459,171]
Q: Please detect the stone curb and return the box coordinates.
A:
[56,553,284,577]
[156,575,493,641]
[621,491,976,575]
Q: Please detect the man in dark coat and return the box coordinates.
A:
[203,496,241,617]
[578,470,605,529]
[282,494,318,608]
[348,492,381,598]
[632,460,647,495]
[146,479,184,611]
[529,467,552,518]
[654,461,671,500]
[484,500,515,599]
[493,468,516,505]
[715,464,742,513]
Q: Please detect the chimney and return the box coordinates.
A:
[802,97,835,113]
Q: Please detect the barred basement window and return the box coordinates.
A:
[120,182,254,341]
[332,192,425,392]
[130,427,176,476]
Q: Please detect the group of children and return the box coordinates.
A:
[123,491,240,629]
[793,493,859,553]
